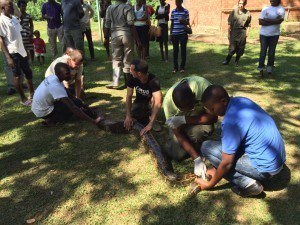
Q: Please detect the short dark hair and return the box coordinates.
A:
[33,30,40,36]
[131,59,148,74]
[201,85,229,103]
[172,79,195,109]
[54,63,70,75]
[17,0,26,7]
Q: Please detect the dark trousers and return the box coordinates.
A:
[258,35,279,70]
[172,34,188,70]
[131,101,151,126]
[83,28,95,59]
[43,98,96,123]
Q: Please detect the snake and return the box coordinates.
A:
[97,119,196,186]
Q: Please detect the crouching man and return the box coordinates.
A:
[31,63,102,126]
[194,85,286,197]
[124,59,162,135]
[163,76,218,178]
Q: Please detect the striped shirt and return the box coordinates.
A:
[171,8,189,35]
[20,13,34,50]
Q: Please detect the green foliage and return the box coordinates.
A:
[26,0,45,21]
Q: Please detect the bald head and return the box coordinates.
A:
[201,85,229,104]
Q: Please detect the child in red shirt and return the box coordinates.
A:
[33,30,46,65]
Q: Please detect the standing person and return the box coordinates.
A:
[61,0,85,56]
[134,0,149,60]
[155,0,170,63]
[100,0,111,59]
[258,0,285,78]
[41,0,64,59]
[18,0,34,63]
[32,63,103,126]
[124,59,162,135]
[222,0,251,66]
[105,0,141,89]
[142,0,154,59]
[170,0,190,74]
[193,85,286,197]
[33,30,46,65]
[163,76,217,178]
[0,0,34,105]
[81,0,95,61]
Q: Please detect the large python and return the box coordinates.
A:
[97,119,196,186]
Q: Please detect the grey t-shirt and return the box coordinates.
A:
[62,0,84,30]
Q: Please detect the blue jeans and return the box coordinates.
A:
[258,35,279,72]
[201,140,272,189]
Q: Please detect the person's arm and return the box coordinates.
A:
[104,6,111,28]
[195,152,235,189]
[140,90,162,135]
[259,18,283,26]
[89,4,95,18]
[0,36,14,68]
[173,128,199,159]
[124,87,134,130]
[60,97,101,125]
[74,78,82,98]
[185,113,218,125]
[78,0,85,19]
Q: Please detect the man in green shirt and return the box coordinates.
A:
[222,0,251,66]
[163,76,217,178]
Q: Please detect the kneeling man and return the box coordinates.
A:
[195,85,286,197]
[124,59,162,135]
[31,63,102,125]
[163,76,218,178]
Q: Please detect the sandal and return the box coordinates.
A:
[172,69,177,74]
[180,69,185,73]
[20,99,32,106]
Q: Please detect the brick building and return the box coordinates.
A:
[166,0,300,33]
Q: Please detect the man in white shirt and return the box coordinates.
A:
[45,49,85,99]
[0,0,34,105]
[32,63,102,125]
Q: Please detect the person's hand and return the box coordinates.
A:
[140,121,153,136]
[7,57,15,68]
[93,116,104,125]
[124,115,133,130]
[194,177,210,190]
[194,156,207,179]
[165,116,186,129]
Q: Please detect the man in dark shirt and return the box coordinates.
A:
[41,0,64,58]
[61,0,85,55]
[124,59,162,135]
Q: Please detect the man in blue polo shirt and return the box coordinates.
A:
[192,85,286,197]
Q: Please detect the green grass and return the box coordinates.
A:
[0,21,299,225]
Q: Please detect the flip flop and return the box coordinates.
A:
[20,99,32,106]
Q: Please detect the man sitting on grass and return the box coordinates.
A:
[193,85,286,197]
[31,63,102,126]
[163,76,218,178]
[124,59,162,135]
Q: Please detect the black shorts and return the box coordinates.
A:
[156,23,168,43]
[135,25,149,46]
[10,53,32,79]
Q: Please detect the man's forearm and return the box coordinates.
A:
[125,97,133,117]
[149,102,161,123]
[207,161,232,188]
[71,105,94,123]
[0,37,11,59]
[185,114,218,125]
[174,129,199,159]
[75,79,82,98]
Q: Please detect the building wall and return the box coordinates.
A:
[166,0,300,33]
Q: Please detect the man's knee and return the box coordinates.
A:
[200,140,222,158]
[186,124,214,143]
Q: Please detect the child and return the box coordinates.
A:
[18,0,34,63]
[0,0,35,105]
[33,30,46,65]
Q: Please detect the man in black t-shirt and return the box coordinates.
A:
[124,59,162,135]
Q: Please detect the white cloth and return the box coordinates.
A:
[158,4,168,24]
[31,75,68,117]
[194,156,207,179]
[134,4,147,26]
[0,13,27,57]
[259,5,285,36]
[45,54,83,81]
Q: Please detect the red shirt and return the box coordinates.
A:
[33,38,46,53]
[147,5,155,16]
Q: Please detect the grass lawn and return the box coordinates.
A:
[0,21,299,225]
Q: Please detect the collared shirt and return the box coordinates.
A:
[81,3,94,30]
[41,1,62,29]
[105,1,135,39]
[0,13,27,57]
[62,0,84,30]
